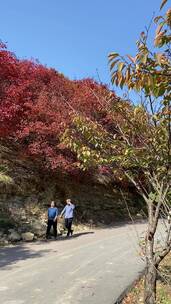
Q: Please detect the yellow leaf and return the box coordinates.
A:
[108,52,119,63]
[127,54,136,63]
[125,67,130,82]
[118,62,125,72]
[115,74,119,86]
[154,31,164,46]
[110,59,119,71]
[118,74,125,87]
[155,52,164,65]
[156,23,164,35]
[111,73,117,84]
[135,81,141,91]
[140,53,148,64]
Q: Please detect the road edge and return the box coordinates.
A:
[114,267,146,304]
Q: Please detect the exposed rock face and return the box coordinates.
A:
[0,173,143,238]
[8,231,21,242]
[0,145,144,245]
[29,220,46,237]
[21,232,34,241]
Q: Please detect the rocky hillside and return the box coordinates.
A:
[0,142,144,245]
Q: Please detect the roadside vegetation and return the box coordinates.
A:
[123,253,171,304]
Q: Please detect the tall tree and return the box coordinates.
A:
[62,1,171,303]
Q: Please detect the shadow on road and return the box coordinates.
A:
[36,231,95,244]
[0,245,51,270]
[57,231,95,241]
[0,232,95,270]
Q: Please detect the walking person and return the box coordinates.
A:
[46,201,58,239]
[60,199,75,237]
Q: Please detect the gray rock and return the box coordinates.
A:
[0,231,4,238]
[18,227,25,233]
[30,220,46,237]
[21,215,27,220]
[8,231,21,242]
[21,232,34,241]
[136,213,143,219]
[8,228,15,233]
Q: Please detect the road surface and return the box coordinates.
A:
[0,222,147,304]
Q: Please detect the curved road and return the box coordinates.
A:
[0,223,147,304]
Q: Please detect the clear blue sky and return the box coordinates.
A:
[0,0,164,94]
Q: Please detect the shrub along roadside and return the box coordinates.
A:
[122,253,171,304]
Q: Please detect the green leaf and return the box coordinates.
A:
[157,86,165,96]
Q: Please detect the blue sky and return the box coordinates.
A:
[0,0,164,97]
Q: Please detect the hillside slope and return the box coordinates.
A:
[0,142,143,235]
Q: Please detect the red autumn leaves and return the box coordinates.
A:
[0,42,119,172]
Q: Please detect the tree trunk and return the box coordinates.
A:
[144,199,157,304]
[144,261,157,304]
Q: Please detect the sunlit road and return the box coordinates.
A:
[0,223,147,304]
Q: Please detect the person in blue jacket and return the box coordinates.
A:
[60,199,75,237]
[46,201,58,239]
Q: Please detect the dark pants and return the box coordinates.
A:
[46,219,57,238]
[65,218,73,236]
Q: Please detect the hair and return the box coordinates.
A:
[66,198,71,203]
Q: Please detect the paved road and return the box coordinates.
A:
[0,222,147,304]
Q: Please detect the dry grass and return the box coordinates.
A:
[122,253,171,304]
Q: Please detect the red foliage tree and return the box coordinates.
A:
[0,42,119,173]
[0,42,37,136]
